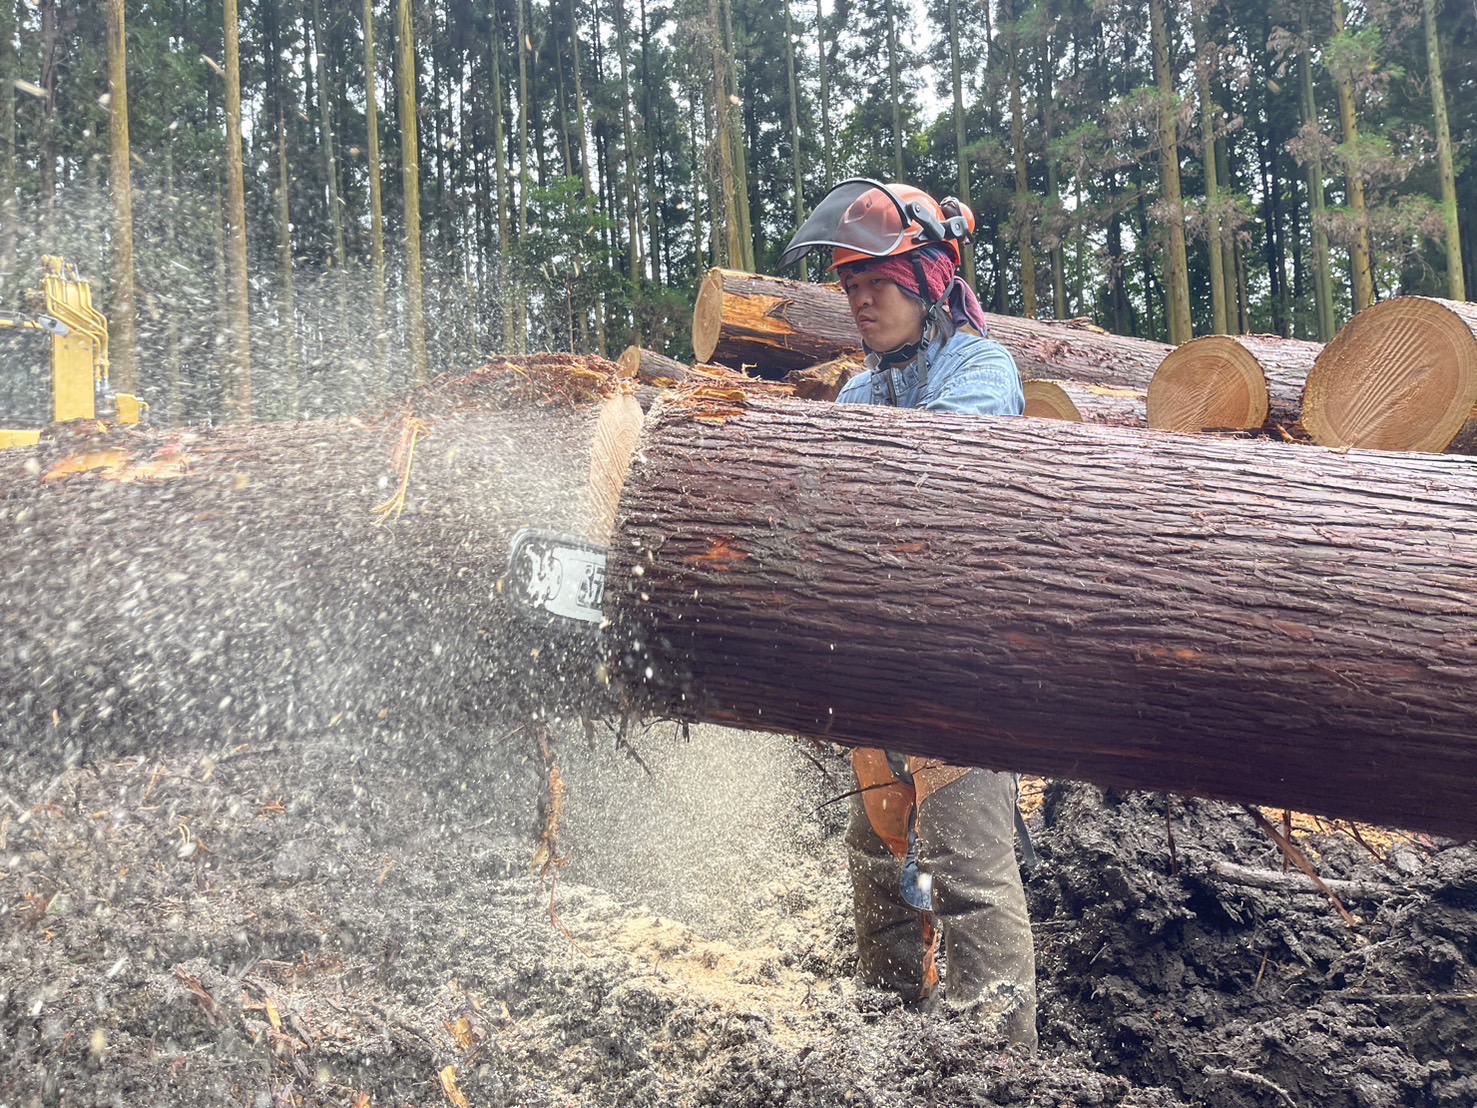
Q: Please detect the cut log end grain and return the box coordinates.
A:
[1148,335,1271,433]
[618,346,690,386]
[1023,379,1147,426]
[692,268,864,377]
[692,268,728,364]
[1023,380,1082,422]
[1303,297,1477,454]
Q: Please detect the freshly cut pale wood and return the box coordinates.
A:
[1302,296,1477,453]
[605,393,1477,838]
[588,393,645,542]
[1023,379,1146,426]
[1149,334,1320,436]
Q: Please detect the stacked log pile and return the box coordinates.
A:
[692,267,1173,389]
[1147,334,1321,438]
[1143,298,1477,454]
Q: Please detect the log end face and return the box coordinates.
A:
[1023,380,1083,422]
[1147,336,1270,433]
[692,269,726,364]
[1303,297,1477,453]
[616,346,642,378]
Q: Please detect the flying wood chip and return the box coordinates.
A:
[438,1064,470,1108]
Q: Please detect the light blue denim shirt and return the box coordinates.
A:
[836,330,1025,416]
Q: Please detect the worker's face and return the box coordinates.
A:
[841,269,925,353]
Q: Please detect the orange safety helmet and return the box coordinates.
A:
[778,178,976,272]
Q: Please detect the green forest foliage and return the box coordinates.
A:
[0,0,1473,422]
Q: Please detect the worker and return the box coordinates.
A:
[779,179,1037,1050]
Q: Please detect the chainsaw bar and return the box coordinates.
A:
[505,528,608,624]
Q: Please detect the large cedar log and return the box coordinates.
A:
[984,315,1171,392]
[1023,379,1146,426]
[617,345,691,385]
[691,268,863,376]
[0,355,628,760]
[1303,297,1477,453]
[1148,334,1320,437]
[692,267,1173,389]
[605,394,1477,838]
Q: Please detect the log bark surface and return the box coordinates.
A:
[0,356,622,759]
[1149,334,1320,436]
[694,268,1174,389]
[984,315,1172,391]
[607,396,1477,837]
[1303,297,1477,453]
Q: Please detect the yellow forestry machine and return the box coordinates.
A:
[0,255,145,449]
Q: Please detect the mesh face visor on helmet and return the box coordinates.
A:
[777,179,913,270]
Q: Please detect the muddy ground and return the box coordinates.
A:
[2,719,1474,1107]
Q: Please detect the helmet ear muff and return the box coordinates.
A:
[938,196,976,246]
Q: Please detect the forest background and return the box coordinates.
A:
[1,0,1473,424]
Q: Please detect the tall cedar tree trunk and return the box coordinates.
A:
[1007,17,1036,318]
[274,116,301,418]
[608,393,1477,838]
[887,0,904,180]
[363,0,390,390]
[710,0,742,270]
[1330,0,1375,312]
[641,0,662,288]
[260,0,299,418]
[312,0,349,336]
[163,146,182,422]
[0,0,14,274]
[1191,0,1228,335]
[1041,35,1067,319]
[1150,0,1193,344]
[38,0,57,230]
[614,0,642,302]
[515,0,531,350]
[569,0,606,355]
[1260,18,1291,338]
[396,0,428,385]
[489,0,515,352]
[1422,0,1464,300]
[783,0,804,233]
[1300,0,1337,341]
[721,0,754,270]
[947,0,976,289]
[223,0,253,421]
[816,0,832,190]
[107,0,137,395]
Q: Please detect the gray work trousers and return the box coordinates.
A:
[846,765,1038,1050]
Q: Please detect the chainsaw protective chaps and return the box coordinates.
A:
[846,765,1038,1051]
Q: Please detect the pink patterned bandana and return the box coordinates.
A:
[838,243,989,335]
